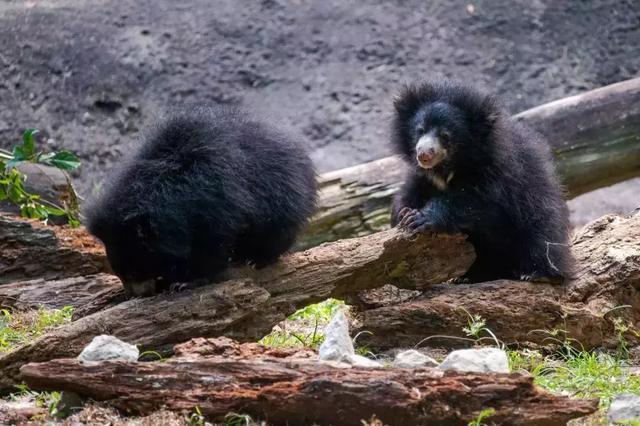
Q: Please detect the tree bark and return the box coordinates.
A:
[297,77,640,249]
[0,228,475,393]
[20,337,598,426]
[0,273,122,311]
[0,213,108,285]
[354,210,640,350]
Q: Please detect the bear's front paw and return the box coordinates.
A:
[397,207,414,223]
[398,209,439,233]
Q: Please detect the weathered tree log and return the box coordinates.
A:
[297,77,640,249]
[0,213,108,285]
[354,210,640,350]
[0,228,475,393]
[20,337,598,426]
[0,273,122,311]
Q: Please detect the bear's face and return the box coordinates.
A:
[407,101,471,170]
[392,81,500,177]
[92,212,184,284]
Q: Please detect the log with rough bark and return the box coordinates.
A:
[354,210,640,350]
[297,77,640,249]
[20,337,598,426]
[0,228,475,393]
[0,213,108,285]
[0,273,122,311]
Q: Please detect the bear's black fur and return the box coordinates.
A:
[390,80,573,283]
[85,106,317,294]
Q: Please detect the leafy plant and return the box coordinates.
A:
[7,385,64,417]
[187,406,206,426]
[0,129,81,226]
[224,412,253,426]
[461,308,502,348]
[468,408,496,426]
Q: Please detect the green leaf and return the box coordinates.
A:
[66,216,81,228]
[36,152,55,163]
[40,151,81,170]
[10,129,39,165]
[22,129,38,158]
[43,205,66,216]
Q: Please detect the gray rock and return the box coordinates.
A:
[394,349,439,368]
[78,335,139,362]
[438,348,509,373]
[318,310,354,363]
[608,393,640,424]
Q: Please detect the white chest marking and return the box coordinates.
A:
[427,171,455,191]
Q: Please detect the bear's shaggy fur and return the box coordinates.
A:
[390,80,573,282]
[85,106,317,293]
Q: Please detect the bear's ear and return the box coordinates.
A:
[394,84,423,115]
[482,95,500,126]
[394,81,442,117]
[468,93,500,137]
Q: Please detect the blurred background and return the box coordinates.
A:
[0,0,638,226]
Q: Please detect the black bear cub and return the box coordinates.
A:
[86,106,317,296]
[390,80,573,283]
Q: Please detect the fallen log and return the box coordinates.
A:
[20,337,598,426]
[0,228,475,393]
[0,213,108,285]
[297,77,640,248]
[354,210,640,350]
[0,273,122,311]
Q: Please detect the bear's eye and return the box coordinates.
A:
[416,126,426,135]
[440,130,452,142]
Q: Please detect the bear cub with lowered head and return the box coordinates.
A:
[86,106,317,297]
[391,80,573,283]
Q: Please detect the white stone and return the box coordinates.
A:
[438,348,509,373]
[394,349,439,368]
[608,393,640,424]
[78,335,139,362]
[349,354,382,368]
[318,310,355,363]
[318,310,382,368]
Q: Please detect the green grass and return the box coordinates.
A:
[0,306,73,353]
[467,408,496,426]
[509,347,640,408]
[259,299,344,349]
[7,384,63,418]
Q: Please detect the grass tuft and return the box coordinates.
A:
[259,299,344,349]
[0,306,73,353]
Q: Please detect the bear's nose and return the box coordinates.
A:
[418,150,434,164]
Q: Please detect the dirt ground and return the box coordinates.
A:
[0,0,638,224]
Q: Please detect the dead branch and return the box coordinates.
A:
[20,337,598,426]
[0,214,108,285]
[0,273,122,311]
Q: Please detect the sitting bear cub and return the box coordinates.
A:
[391,80,573,283]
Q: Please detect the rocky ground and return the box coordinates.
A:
[0,0,638,223]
